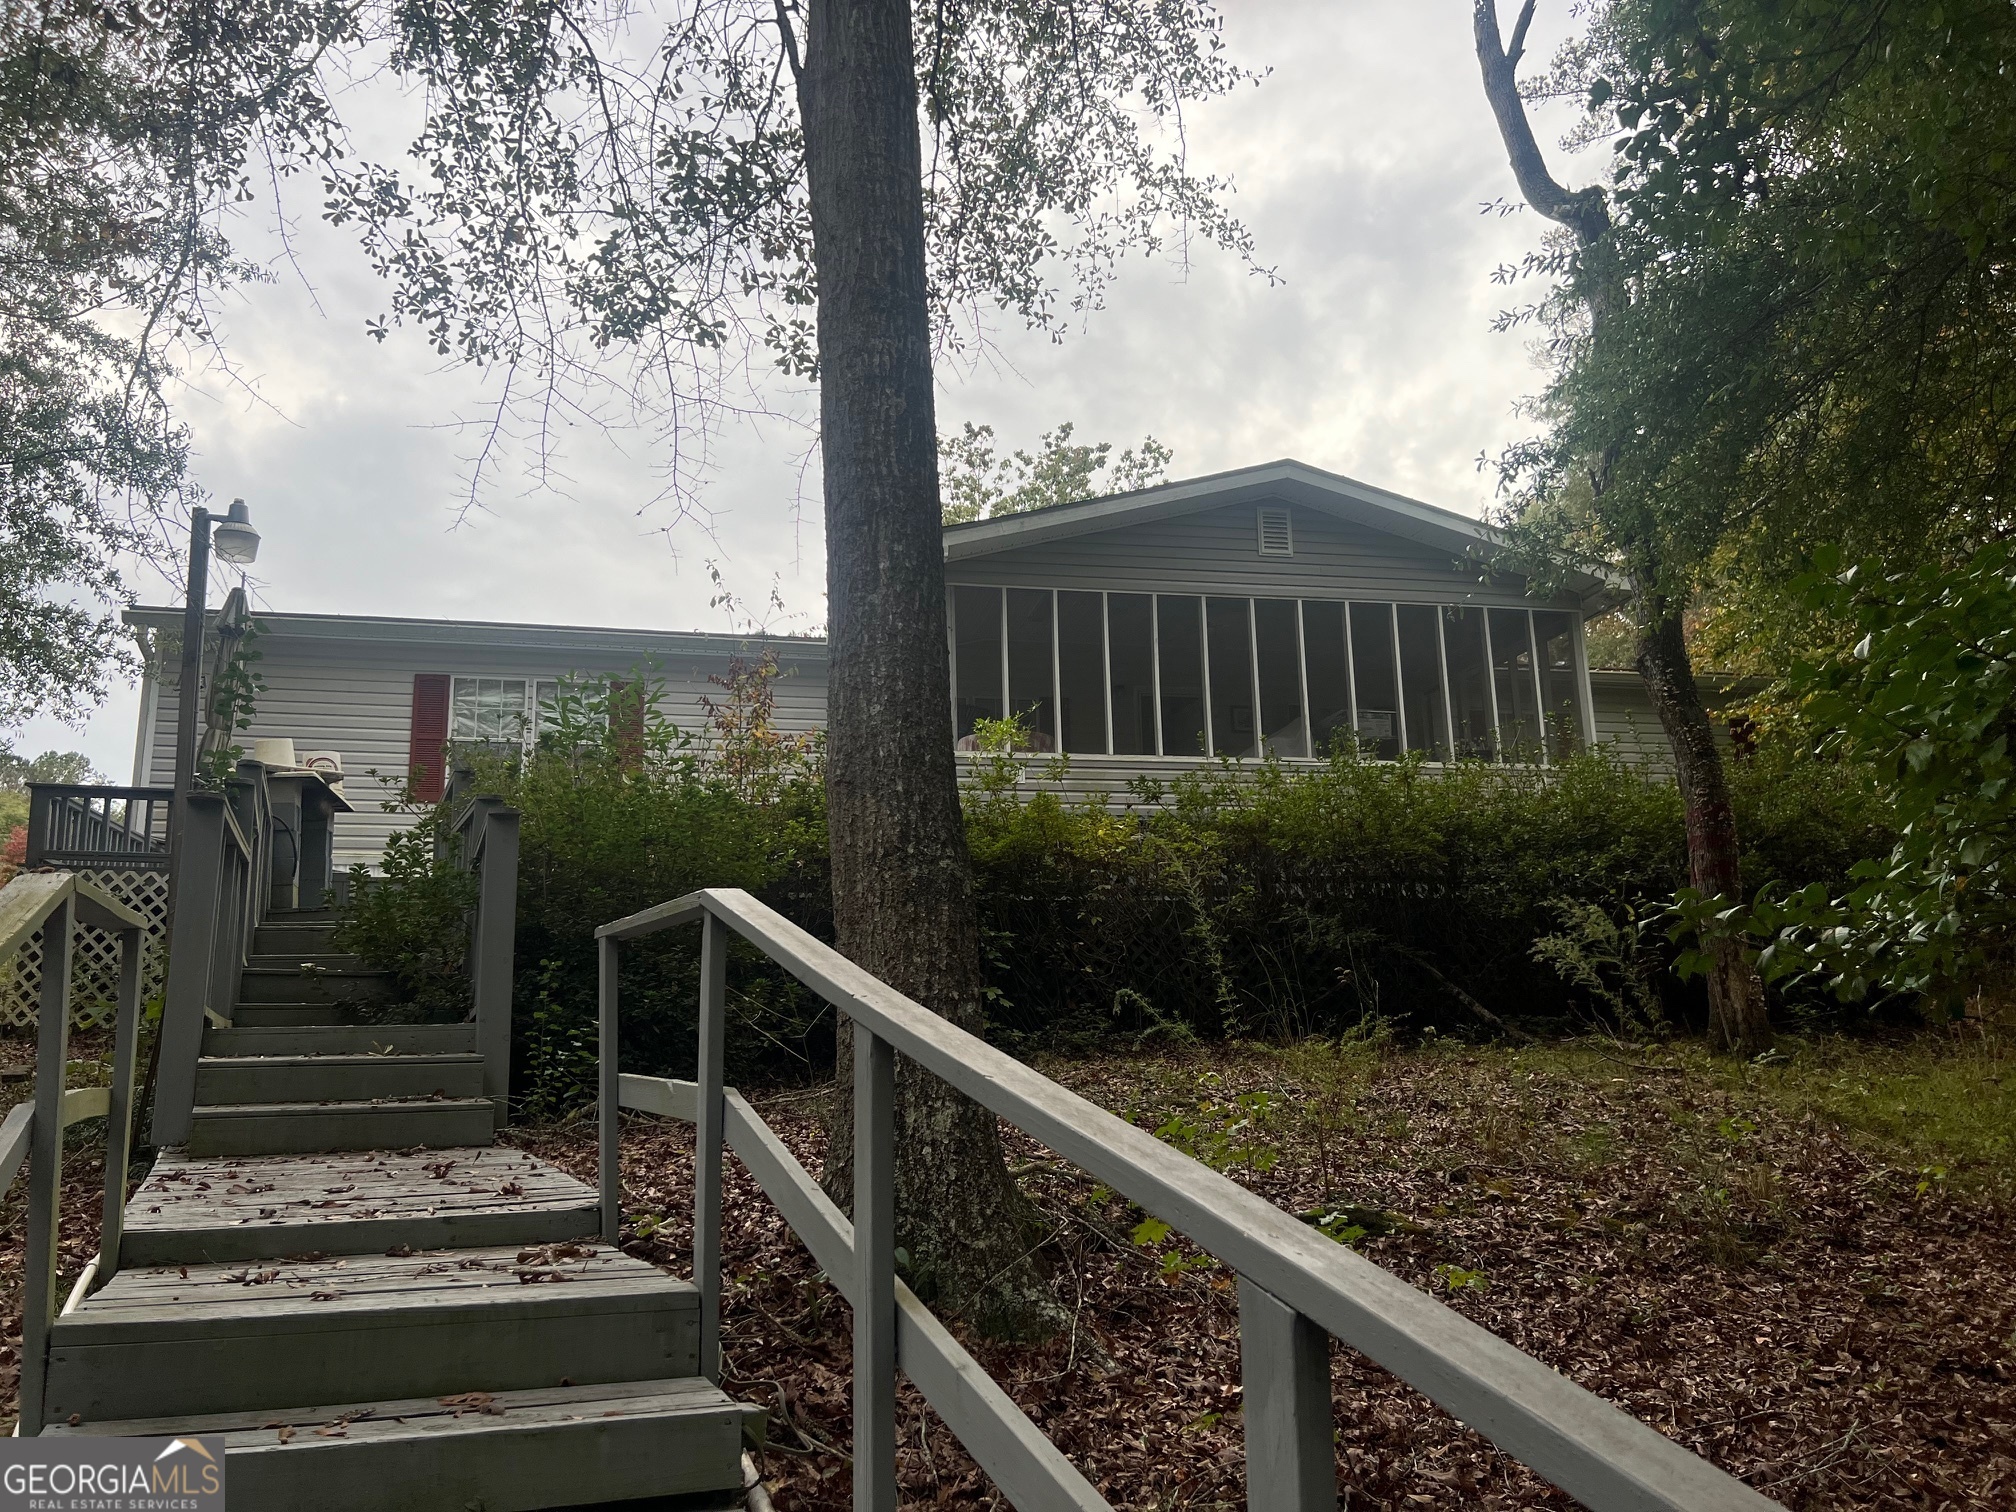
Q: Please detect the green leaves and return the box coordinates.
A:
[1731,544,2016,1005]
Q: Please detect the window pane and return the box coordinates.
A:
[1444,607,1493,759]
[535,680,561,737]
[451,678,479,741]
[1108,594,1156,756]
[1349,603,1400,759]
[1157,595,1206,757]
[1302,601,1351,756]
[1255,599,1305,757]
[1006,588,1055,748]
[1058,591,1106,754]
[952,586,1003,744]
[1396,604,1448,760]
[1206,598,1256,757]
[1534,610,1584,760]
[1490,608,1541,760]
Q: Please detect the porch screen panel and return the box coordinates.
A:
[1534,610,1584,761]
[1157,596,1206,757]
[1206,597,1257,757]
[1348,602,1400,759]
[952,585,1003,741]
[1396,604,1449,759]
[1443,606,1493,759]
[1007,588,1056,747]
[1255,599,1306,757]
[1108,594,1157,756]
[1489,608,1541,759]
[1057,591,1107,754]
[1302,601,1351,756]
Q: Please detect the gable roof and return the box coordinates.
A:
[941,458,1623,609]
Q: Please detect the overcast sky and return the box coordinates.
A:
[22,0,1602,778]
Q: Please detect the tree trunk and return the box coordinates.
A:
[1474,0,1768,1052]
[1635,608,1770,1052]
[797,0,1058,1337]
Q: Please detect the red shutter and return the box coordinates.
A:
[409,674,451,801]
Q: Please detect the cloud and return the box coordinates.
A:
[39,0,1604,777]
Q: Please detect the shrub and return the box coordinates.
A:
[343,674,1898,1108]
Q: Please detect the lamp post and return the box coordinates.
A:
[169,499,260,851]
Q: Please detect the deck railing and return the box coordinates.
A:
[454,795,521,1116]
[0,871,149,1435]
[596,887,1778,1512]
[24,785,172,872]
[152,767,278,1146]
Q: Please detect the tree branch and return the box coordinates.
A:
[1472,0,1608,248]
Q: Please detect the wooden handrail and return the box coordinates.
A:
[0,869,148,1435]
[598,887,1778,1512]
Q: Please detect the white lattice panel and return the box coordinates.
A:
[1,869,170,1032]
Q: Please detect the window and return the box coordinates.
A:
[1257,506,1294,556]
[450,677,567,757]
[1057,591,1107,754]
[1349,602,1400,759]
[1489,607,1542,758]
[1157,596,1206,757]
[1396,604,1448,760]
[952,585,1003,743]
[1254,599,1306,757]
[1207,597,1257,757]
[1443,607,1493,760]
[1302,601,1351,756]
[1534,610,1586,760]
[947,585,1588,767]
[1006,587,1056,748]
[1108,594,1157,756]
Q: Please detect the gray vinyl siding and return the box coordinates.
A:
[138,619,826,870]
[946,502,1581,610]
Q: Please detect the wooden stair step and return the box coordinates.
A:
[229,1003,445,1028]
[188,1097,497,1157]
[252,922,343,955]
[204,1023,478,1058]
[43,1377,756,1512]
[46,1243,698,1421]
[123,1147,601,1266]
[197,1052,485,1105]
[237,966,397,1005]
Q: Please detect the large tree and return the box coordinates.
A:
[1473,0,2016,1042]
[1473,0,1769,1051]
[0,2,347,732]
[327,0,1260,1329]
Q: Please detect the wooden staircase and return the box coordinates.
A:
[40,906,758,1510]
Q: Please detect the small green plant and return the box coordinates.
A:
[1129,1215,1217,1278]
[1151,1075,1279,1175]
[1432,1263,1488,1293]
[518,958,600,1122]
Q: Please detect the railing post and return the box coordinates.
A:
[472,805,519,1117]
[1238,1276,1338,1511]
[20,892,75,1436]
[854,1022,897,1512]
[154,793,226,1147]
[598,932,620,1246]
[98,920,146,1286]
[694,910,727,1382]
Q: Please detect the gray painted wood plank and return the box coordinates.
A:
[187,1099,495,1156]
[196,1052,485,1104]
[204,1023,478,1057]
[50,1379,754,1512]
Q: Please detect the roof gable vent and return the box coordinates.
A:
[1256,506,1294,556]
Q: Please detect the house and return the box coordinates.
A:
[125,460,1704,870]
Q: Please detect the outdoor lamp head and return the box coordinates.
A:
[211,497,260,564]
